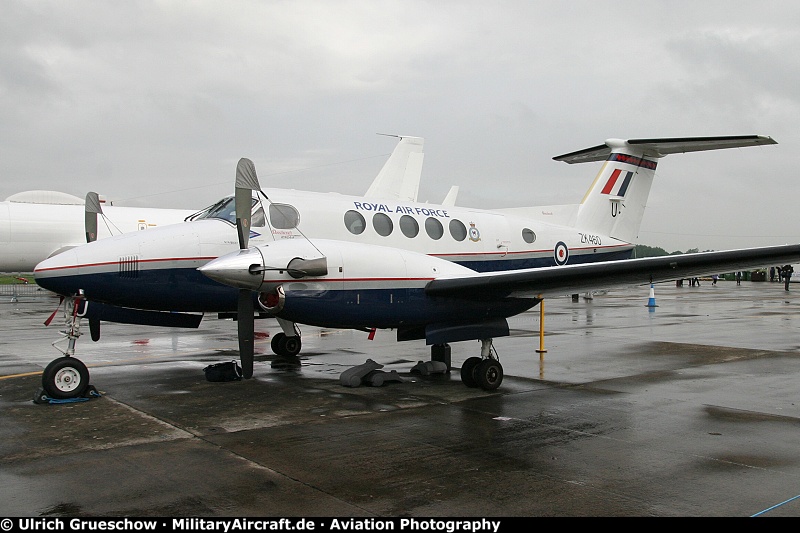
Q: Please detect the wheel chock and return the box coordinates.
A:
[33,385,101,405]
[410,360,449,376]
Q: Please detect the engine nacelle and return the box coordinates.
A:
[200,238,475,293]
[257,284,285,314]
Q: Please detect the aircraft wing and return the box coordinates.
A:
[554,135,777,164]
[425,244,800,299]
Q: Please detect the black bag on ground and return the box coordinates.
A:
[203,360,243,382]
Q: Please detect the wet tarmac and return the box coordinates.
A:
[1,280,800,517]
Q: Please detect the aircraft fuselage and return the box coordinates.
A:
[33,188,634,315]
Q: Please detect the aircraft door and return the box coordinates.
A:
[464,212,511,256]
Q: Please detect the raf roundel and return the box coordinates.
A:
[554,241,569,266]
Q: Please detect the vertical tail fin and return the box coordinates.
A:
[566,139,657,244]
[554,135,777,244]
[441,185,459,206]
[365,135,424,202]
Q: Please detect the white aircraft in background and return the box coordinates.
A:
[0,190,196,273]
[33,134,800,401]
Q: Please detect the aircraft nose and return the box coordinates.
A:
[33,249,81,295]
[198,248,265,291]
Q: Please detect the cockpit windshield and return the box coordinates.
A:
[185,196,265,227]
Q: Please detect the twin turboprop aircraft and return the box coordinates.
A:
[33,134,800,400]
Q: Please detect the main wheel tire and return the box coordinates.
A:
[474,359,503,391]
[460,357,482,388]
[42,357,90,399]
[270,333,286,355]
[281,336,302,356]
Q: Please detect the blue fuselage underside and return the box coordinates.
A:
[36,249,633,328]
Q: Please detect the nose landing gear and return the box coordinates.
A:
[39,294,95,401]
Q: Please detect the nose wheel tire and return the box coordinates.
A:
[42,357,90,399]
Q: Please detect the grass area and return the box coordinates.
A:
[0,273,34,284]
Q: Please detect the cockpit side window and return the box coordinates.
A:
[251,205,266,227]
[269,203,299,229]
[186,197,264,226]
[189,197,237,223]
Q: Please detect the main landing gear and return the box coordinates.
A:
[40,295,93,400]
[270,332,302,356]
[270,318,302,357]
[459,339,504,391]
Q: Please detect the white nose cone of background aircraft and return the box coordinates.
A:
[0,189,196,273]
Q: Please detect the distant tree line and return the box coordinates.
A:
[634,244,785,282]
[634,245,709,258]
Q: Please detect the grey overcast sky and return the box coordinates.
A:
[2,1,799,253]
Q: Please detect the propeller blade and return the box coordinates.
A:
[237,289,254,379]
[235,188,251,250]
[84,192,103,243]
[235,158,260,250]
[233,158,262,378]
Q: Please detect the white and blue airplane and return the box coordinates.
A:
[33,134,800,400]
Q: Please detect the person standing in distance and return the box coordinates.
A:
[781,264,794,291]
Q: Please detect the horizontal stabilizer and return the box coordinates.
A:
[554,135,777,164]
